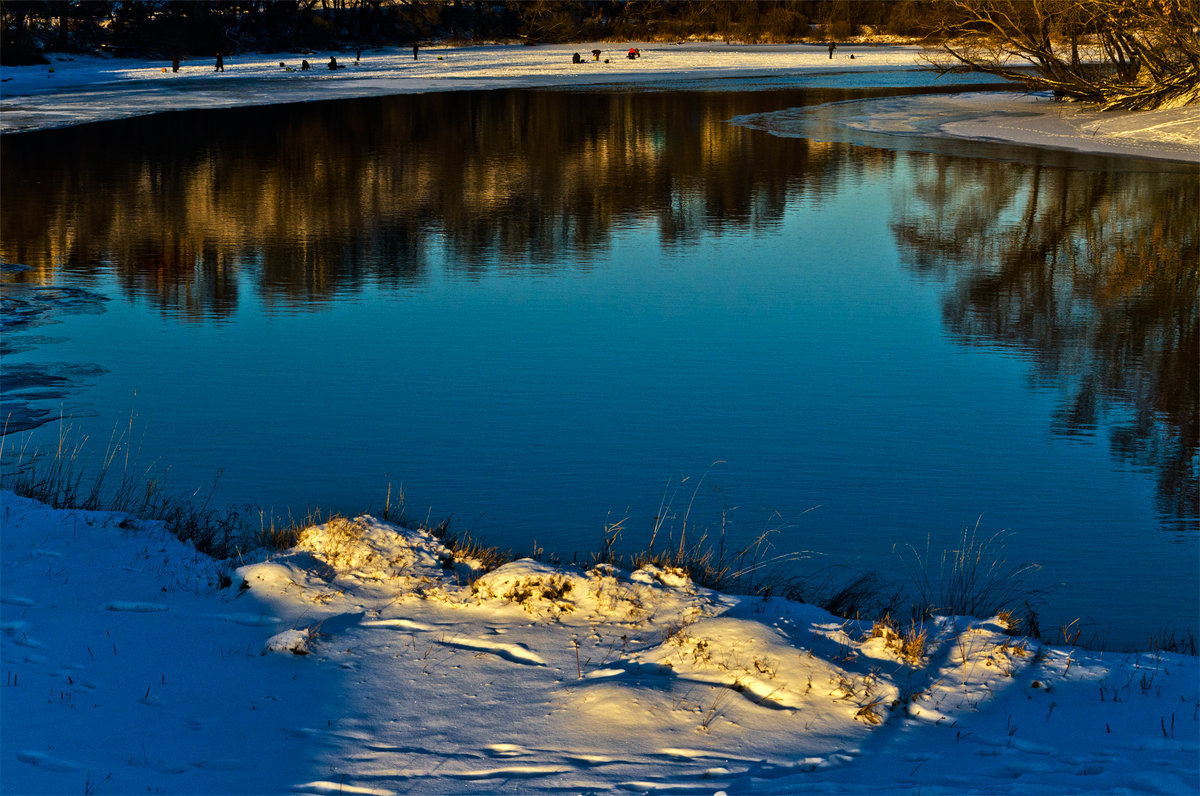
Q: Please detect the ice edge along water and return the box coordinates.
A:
[1,43,1197,162]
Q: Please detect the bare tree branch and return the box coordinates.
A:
[926,0,1200,110]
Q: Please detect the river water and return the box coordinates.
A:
[2,83,1195,649]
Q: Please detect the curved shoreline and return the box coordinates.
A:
[4,42,1194,163]
[733,91,1199,165]
[0,42,938,133]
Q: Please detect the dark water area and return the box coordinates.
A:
[1,84,1196,649]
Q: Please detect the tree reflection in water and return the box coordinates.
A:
[1,87,869,316]
[1,87,1194,531]
[890,154,1197,532]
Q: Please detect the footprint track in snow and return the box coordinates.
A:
[356,742,481,760]
[658,748,765,764]
[293,781,394,795]
[486,743,533,757]
[446,764,571,779]
[565,754,617,767]
[361,618,434,631]
[438,636,545,665]
[16,750,81,772]
[208,612,283,626]
[101,601,169,612]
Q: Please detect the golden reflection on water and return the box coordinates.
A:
[1,89,864,314]
[1,86,1195,528]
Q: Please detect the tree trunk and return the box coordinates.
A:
[924,0,1200,110]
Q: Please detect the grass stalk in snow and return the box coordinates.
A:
[6,427,1190,653]
[798,567,905,621]
[871,614,929,665]
[598,511,807,596]
[432,522,513,573]
[257,494,503,571]
[621,465,814,596]
[699,688,732,733]
[899,520,1044,620]
[1149,627,1198,656]
[371,480,512,571]
[1,418,246,559]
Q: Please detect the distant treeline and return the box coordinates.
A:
[0,1,937,64]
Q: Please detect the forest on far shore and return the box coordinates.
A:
[1,1,934,64]
[7,1,1195,108]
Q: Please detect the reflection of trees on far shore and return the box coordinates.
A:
[4,86,1192,529]
[0,87,885,319]
[891,154,1198,531]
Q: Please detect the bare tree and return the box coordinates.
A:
[925,0,1200,109]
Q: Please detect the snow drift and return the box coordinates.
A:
[2,491,1196,794]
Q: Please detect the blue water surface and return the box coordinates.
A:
[2,84,1194,649]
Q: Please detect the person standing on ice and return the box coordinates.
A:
[215,52,224,72]
[828,41,836,59]
[413,43,419,60]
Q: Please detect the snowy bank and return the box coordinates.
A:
[734,90,1200,164]
[2,42,1195,162]
[0,42,941,134]
[2,491,1196,794]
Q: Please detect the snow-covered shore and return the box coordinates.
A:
[736,89,1200,163]
[3,44,1198,793]
[2,42,1196,161]
[0,42,943,133]
[2,491,1196,794]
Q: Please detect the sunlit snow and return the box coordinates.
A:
[2,491,1196,793]
[3,43,1195,162]
[2,41,1197,794]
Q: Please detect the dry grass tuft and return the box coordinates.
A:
[810,569,904,621]
[899,521,1043,622]
[431,522,512,573]
[2,419,246,560]
[872,614,928,665]
[855,697,887,725]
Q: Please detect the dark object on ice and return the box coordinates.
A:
[215,52,224,72]
[572,52,582,64]
[413,43,419,60]
[171,54,180,72]
[279,61,286,68]
[301,60,310,71]
[828,42,836,59]
[592,49,601,61]
[627,47,640,59]
[328,56,338,70]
